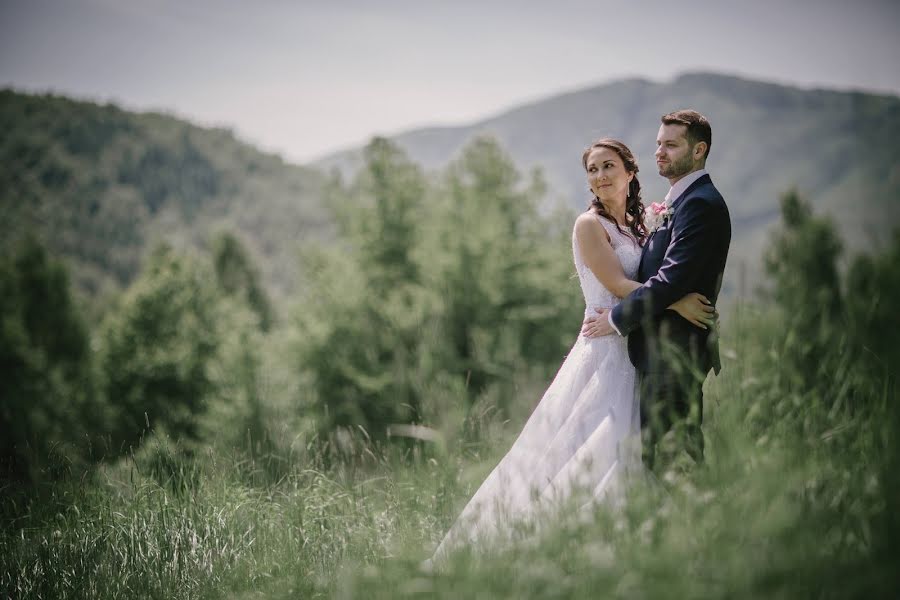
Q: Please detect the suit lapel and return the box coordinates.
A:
[637,235,650,279]
[639,174,711,280]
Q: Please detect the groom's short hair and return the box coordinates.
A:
[662,109,711,159]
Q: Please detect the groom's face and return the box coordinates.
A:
[655,124,696,181]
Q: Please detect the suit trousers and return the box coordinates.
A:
[638,350,706,474]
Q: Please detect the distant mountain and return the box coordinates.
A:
[0,89,330,308]
[5,74,898,310]
[316,73,900,295]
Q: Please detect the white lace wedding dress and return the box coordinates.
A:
[430,215,643,564]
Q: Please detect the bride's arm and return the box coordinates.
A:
[576,215,716,328]
[574,215,640,299]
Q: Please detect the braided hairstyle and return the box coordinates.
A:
[581,138,648,244]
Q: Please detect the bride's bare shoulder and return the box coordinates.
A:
[574,212,610,243]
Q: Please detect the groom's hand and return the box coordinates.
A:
[581,308,615,338]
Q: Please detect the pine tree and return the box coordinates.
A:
[764,190,844,382]
[428,136,580,409]
[211,231,273,331]
[0,235,95,483]
[99,246,219,452]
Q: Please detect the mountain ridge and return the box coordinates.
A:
[314,71,900,168]
[0,88,330,308]
[313,71,900,294]
[3,72,898,309]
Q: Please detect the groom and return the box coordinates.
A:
[582,109,731,472]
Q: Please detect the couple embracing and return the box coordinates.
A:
[430,109,731,565]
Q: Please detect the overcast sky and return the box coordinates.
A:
[2,0,898,163]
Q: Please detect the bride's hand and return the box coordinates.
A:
[669,292,717,329]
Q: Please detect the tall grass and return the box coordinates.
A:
[2,300,897,599]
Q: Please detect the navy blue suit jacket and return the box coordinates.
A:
[610,174,731,375]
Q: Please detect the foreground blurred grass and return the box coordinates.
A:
[1,303,896,599]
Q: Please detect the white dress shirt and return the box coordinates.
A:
[607,169,709,336]
[663,168,708,204]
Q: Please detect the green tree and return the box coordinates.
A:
[99,246,219,453]
[764,190,844,382]
[427,136,581,411]
[358,137,424,291]
[295,138,431,438]
[294,136,582,442]
[842,230,900,581]
[0,235,96,483]
[211,231,273,330]
[845,231,900,376]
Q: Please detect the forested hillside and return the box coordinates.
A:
[6,75,898,310]
[0,89,330,313]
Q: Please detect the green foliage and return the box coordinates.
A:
[843,233,900,564]
[93,232,290,486]
[294,136,580,441]
[427,137,579,405]
[764,189,844,383]
[765,189,843,315]
[0,89,328,310]
[320,74,900,305]
[3,112,898,597]
[295,138,431,437]
[845,231,900,377]
[211,231,274,330]
[2,289,897,598]
[116,134,220,216]
[98,246,219,453]
[195,295,298,486]
[358,137,425,291]
[0,236,97,484]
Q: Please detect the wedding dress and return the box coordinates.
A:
[430,215,644,564]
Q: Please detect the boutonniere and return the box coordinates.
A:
[644,202,673,233]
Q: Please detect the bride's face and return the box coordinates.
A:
[585,147,633,203]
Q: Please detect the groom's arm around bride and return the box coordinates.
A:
[610,177,730,362]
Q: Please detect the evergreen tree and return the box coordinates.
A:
[764,190,844,383]
[211,231,273,330]
[294,136,581,441]
[428,137,580,409]
[295,138,430,437]
[845,231,900,378]
[99,246,219,452]
[358,137,424,291]
[0,235,96,483]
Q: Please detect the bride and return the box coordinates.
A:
[428,139,714,565]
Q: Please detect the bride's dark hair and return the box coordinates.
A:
[582,138,648,244]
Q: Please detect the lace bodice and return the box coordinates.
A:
[573,216,642,311]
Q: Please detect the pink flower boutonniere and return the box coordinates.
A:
[644,202,673,233]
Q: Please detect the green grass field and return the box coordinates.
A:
[2,303,896,599]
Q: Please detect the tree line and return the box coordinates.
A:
[2,135,897,513]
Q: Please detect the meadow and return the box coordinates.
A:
[1,137,897,598]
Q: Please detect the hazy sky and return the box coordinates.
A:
[2,0,898,162]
